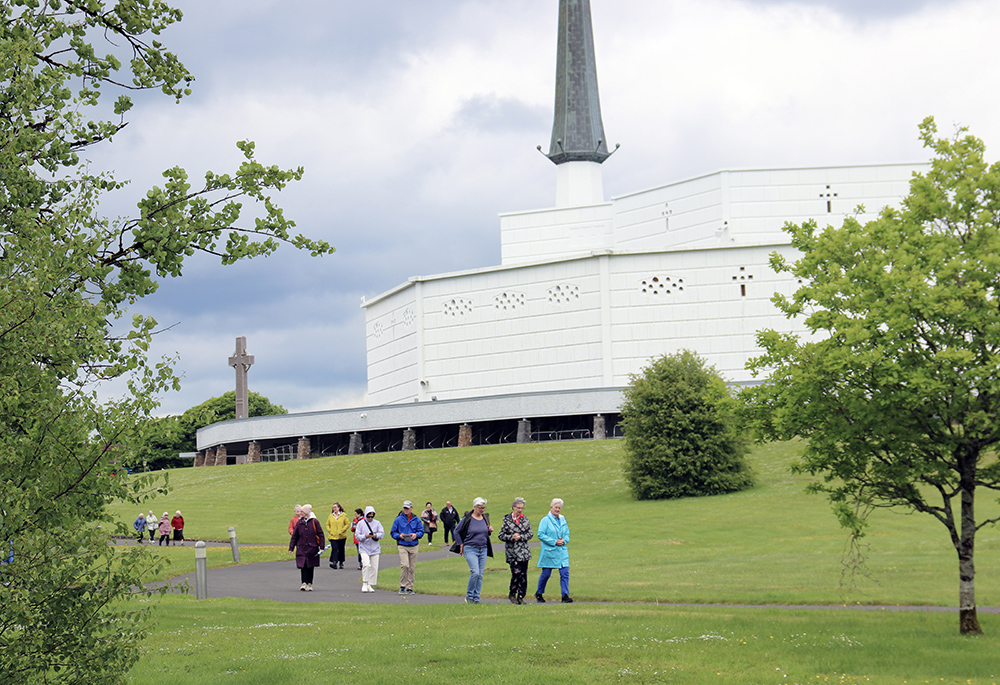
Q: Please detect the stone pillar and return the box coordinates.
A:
[297,436,311,460]
[203,447,215,467]
[194,450,205,467]
[247,441,261,464]
[214,444,228,466]
[458,424,472,447]
[593,414,606,440]
[402,428,416,451]
[348,433,362,455]
[517,419,532,444]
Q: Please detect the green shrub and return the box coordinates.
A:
[620,350,753,499]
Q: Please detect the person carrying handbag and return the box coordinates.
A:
[451,497,494,604]
[420,502,439,545]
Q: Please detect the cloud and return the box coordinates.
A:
[82,0,1000,416]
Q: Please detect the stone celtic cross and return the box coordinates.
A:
[228,336,255,420]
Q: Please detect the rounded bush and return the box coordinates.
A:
[621,350,754,500]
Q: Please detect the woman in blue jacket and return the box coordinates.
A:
[535,498,572,603]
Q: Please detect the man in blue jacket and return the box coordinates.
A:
[390,500,423,595]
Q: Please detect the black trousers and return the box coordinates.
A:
[443,523,456,544]
[509,560,529,599]
[330,538,346,564]
[300,566,315,584]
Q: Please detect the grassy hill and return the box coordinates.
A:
[112,439,1000,607]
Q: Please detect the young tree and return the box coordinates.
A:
[0,1,332,680]
[620,350,753,500]
[741,118,1000,635]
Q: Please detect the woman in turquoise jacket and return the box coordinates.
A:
[535,498,572,603]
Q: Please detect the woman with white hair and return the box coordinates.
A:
[535,498,572,603]
[453,497,494,604]
[289,503,325,591]
[498,497,533,604]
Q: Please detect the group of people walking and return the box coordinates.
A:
[287,500,441,594]
[286,497,573,604]
[132,510,184,546]
[454,496,572,604]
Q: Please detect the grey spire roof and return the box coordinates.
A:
[546,0,611,165]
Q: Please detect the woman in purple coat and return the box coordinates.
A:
[289,503,325,591]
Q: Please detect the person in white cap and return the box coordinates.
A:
[356,506,384,593]
[390,500,423,595]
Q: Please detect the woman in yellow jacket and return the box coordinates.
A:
[326,502,352,569]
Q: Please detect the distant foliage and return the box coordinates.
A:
[136,392,287,469]
[620,350,753,500]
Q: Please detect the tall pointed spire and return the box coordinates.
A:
[546,0,610,165]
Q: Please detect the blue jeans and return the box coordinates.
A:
[536,566,569,597]
[463,545,488,602]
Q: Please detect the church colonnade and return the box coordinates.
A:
[194,413,617,466]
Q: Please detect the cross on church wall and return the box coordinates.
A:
[820,184,838,213]
[732,266,753,297]
[228,336,255,420]
[662,202,672,231]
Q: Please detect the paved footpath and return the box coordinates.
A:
[164,543,492,604]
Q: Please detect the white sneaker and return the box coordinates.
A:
[306,584,313,592]
[300,582,307,591]
[362,583,371,593]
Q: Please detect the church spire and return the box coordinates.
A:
[545,0,611,165]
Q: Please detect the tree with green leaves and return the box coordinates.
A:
[620,350,753,500]
[0,1,332,680]
[741,118,1000,635]
[135,392,287,469]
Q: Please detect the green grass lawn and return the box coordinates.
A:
[114,439,1000,607]
[128,596,999,685]
[115,439,1000,683]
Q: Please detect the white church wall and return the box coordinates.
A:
[498,164,923,266]
[364,285,420,405]
[605,245,802,384]
[499,204,614,265]
[365,243,806,405]
[413,258,607,402]
[726,164,920,245]
[613,173,725,252]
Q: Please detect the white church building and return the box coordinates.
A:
[363,163,916,407]
[195,0,920,462]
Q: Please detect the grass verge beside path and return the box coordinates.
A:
[128,595,999,685]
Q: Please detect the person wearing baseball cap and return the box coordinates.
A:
[390,500,424,595]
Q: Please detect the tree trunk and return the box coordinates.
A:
[958,461,982,635]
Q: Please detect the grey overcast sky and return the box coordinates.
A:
[87,0,1000,416]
